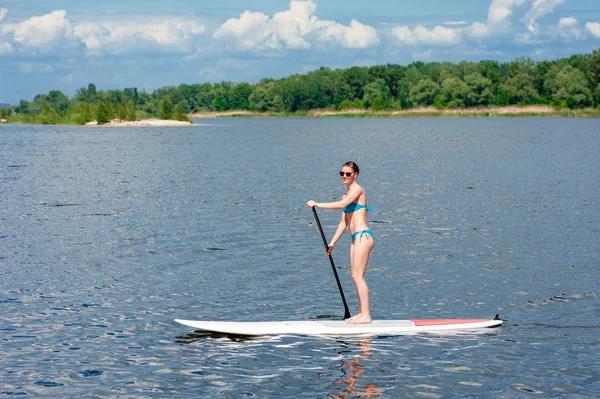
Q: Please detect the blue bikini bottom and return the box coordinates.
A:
[351,229,374,243]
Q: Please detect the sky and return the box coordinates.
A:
[0,0,599,104]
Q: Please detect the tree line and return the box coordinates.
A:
[1,49,599,124]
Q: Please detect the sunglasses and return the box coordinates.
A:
[339,171,353,177]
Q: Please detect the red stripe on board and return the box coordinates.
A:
[411,319,489,326]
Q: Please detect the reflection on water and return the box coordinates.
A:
[330,338,384,399]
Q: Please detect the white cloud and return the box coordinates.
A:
[558,16,578,28]
[523,0,564,35]
[316,19,379,49]
[586,22,600,38]
[0,9,205,58]
[416,25,461,45]
[213,0,379,51]
[557,17,582,39]
[393,0,594,55]
[392,25,461,46]
[74,18,206,56]
[464,21,490,39]
[0,8,13,55]
[1,10,82,56]
[391,26,417,45]
[488,0,528,27]
[465,0,528,39]
[272,0,317,49]
[13,10,73,47]
[214,11,282,50]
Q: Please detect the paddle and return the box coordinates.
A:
[311,207,351,320]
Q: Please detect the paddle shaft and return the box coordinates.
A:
[311,207,351,320]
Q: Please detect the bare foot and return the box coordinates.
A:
[345,313,360,322]
[346,314,372,324]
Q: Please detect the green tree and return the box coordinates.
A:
[0,108,7,120]
[137,90,156,115]
[229,83,253,110]
[95,101,109,125]
[307,75,330,109]
[87,83,97,100]
[532,60,553,98]
[82,102,94,123]
[457,61,479,78]
[363,79,392,109]
[67,102,95,125]
[39,102,58,124]
[369,97,388,111]
[479,60,505,87]
[441,76,470,108]
[464,73,493,106]
[409,78,440,106]
[494,87,509,106]
[594,84,600,108]
[399,66,423,108]
[126,100,136,121]
[159,96,173,119]
[195,83,215,110]
[16,100,30,115]
[212,82,232,111]
[106,102,115,121]
[46,90,70,113]
[75,83,98,104]
[502,73,538,104]
[116,102,128,121]
[173,103,190,121]
[124,87,139,104]
[508,57,535,77]
[344,66,370,101]
[432,95,447,109]
[588,49,600,87]
[248,82,283,112]
[212,96,228,112]
[545,66,592,108]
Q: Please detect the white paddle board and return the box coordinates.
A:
[175,317,502,336]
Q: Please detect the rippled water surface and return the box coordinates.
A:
[1,119,599,398]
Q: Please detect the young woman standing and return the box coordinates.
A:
[307,161,374,324]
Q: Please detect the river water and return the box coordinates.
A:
[1,118,598,398]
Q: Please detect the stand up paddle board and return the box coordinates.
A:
[175,316,502,336]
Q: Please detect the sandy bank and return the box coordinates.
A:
[85,119,193,127]
[189,105,599,118]
[310,105,562,117]
[189,111,254,118]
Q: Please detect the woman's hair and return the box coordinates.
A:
[343,161,360,176]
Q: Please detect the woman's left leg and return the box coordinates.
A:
[347,235,374,324]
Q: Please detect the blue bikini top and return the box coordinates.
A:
[342,202,372,214]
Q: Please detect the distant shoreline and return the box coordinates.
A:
[84,119,193,127]
[2,106,598,126]
[189,106,600,119]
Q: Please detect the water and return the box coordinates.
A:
[1,118,598,398]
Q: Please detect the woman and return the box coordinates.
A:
[307,161,374,324]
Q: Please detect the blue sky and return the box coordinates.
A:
[1,0,599,104]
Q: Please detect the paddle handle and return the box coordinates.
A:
[311,207,351,320]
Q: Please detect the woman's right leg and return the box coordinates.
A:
[347,236,374,324]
